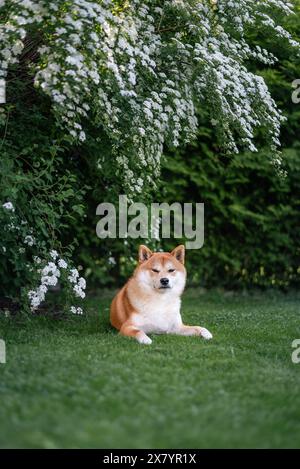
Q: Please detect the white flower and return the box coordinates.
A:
[68,268,79,283]
[79,130,86,141]
[38,285,47,294]
[24,235,35,246]
[58,259,68,269]
[70,306,83,315]
[50,250,58,260]
[42,262,59,277]
[30,296,41,309]
[2,202,15,212]
[28,290,36,300]
[41,275,58,286]
[73,284,85,298]
[78,277,86,289]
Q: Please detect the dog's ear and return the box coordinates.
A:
[138,245,152,263]
[171,245,185,264]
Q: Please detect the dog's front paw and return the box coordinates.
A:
[200,327,213,340]
[137,332,152,345]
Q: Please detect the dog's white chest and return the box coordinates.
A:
[131,295,182,334]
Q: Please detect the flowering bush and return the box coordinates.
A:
[0,69,87,314]
[1,201,86,314]
[0,0,298,195]
[0,1,299,311]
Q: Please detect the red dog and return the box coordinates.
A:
[110,245,213,344]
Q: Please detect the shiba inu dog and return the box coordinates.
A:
[110,245,213,344]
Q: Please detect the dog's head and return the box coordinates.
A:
[135,245,186,295]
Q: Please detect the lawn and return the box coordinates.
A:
[0,289,300,449]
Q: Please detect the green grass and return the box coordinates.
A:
[0,289,300,448]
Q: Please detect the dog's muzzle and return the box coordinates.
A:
[159,278,171,289]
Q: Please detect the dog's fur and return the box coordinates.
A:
[110,245,212,344]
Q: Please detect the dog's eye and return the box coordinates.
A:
[168,269,175,273]
[151,268,160,273]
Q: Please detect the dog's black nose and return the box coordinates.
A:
[160,278,169,286]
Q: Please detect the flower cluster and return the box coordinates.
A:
[2,201,15,212]
[70,306,83,315]
[2,201,35,248]
[28,252,86,311]
[68,268,86,299]
[0,1,298,192]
